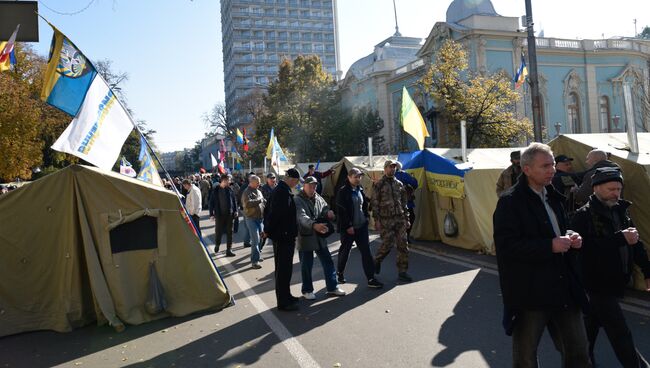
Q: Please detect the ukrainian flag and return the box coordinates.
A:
[236,128,244,144]
[41,26,97,116]
[514,54,528,89]
[265,128,275,159]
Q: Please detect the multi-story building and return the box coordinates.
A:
[220,0,341,127]
[160,151,180,172]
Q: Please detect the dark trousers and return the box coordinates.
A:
[273,238,296,307]
[214,215,233,251]
[191,214,201,237]
[407,207,415,239]
[512,305,591,368]
[337,224,374,280]
[585,292,649,368]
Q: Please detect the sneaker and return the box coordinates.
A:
[258,258,265,262]
[374,260,381,275]
[302,292,316,300]
[398,272,413,283]
[367,278,384,289]
[244,243,252,248]
[251,262,262,269]
[326,288,346,297]
[226,250,236,257]
[336,272,346,284]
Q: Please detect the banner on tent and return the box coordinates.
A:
[408,167,465,199]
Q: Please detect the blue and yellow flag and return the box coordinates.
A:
[514,53,528,89]
[41,25,97,116]
[137,136,163,186]
[236,128,244,144]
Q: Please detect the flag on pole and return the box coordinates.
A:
[230,145,242,161]
[0,24,20,72]
[51,75,134,170]
[219,139,227,161]
[137,136,163,186]
[210,153,218,169]
[242,128,249,152]
[514,53,528,89]
[119,156,136,177]
[400,87,430,150]
[265,128,275,159]
[236,128,244,144]
[41,24,98,116]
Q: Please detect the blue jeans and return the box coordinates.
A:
[299,246,337,294]
[242,215,251,245]
[245,217,263,263]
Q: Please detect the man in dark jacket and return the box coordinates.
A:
[335,168,383,289]
[264,168,301,311]
[209,174,238,257]
[570,167,650,367]
[493,142,591,367]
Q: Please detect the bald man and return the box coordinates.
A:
[574,149,621,206]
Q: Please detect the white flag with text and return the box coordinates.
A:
[52,76,133,170]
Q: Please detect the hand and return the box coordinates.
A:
[552,236,572,253]
[622,228,640,245]
[313,223,328,234]
[327,210,335,220]
[346,227,355,235]
[261,232,267,239]
[566,231,582,249]
[375,220,382,232]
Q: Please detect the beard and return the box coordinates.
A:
[595,193,618,207]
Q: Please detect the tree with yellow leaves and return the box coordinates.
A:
[421,40,532,148]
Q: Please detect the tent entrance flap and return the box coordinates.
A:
[109,216,158,253]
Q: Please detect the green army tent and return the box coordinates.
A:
[0,165,231,337]
[321,155,398,201]
[549,133,650,290]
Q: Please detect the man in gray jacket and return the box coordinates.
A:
[295,176,346,300]
[241,175,266,269]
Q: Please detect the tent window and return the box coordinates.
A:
[109,216,158,253]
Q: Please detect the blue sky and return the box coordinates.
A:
[31,0,649,152]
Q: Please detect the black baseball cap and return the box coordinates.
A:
[285,168,301,179]
[555,155,574,163]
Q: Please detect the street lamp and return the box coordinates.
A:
[554,122,562,137]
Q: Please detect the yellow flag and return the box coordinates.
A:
[401,87,429,150]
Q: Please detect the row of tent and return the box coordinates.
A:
[314,133,650,291]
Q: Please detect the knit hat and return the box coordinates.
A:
[591,167,623,186]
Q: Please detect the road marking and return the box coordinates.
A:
[203,225,321,368]
[410,247,650,317]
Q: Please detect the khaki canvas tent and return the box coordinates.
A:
[321,155,397,200]
[549,133,650,290]
[403,148,521,254]
[294,162,336,177]
[0,165,231,337]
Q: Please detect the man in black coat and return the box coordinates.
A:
[335,168,383,289]
[570,167,650,367]
[209,174,238,257]
[574,149,621,207]
[493,142,591,367]
[263,168,301,311]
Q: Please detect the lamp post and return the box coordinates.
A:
[524,0,543,142]
[554,122,562,137]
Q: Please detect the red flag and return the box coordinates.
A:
[180,207,198,237]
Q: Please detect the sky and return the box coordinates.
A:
[29,0,650,152]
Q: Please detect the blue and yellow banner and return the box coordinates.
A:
[41,25,97,116]
[402,150,468,199]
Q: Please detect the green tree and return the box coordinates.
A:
[421,40,532,148]
[638,26,650,39]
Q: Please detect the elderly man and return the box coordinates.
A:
[570,167,650,367]
[496,150,521,196]
[260,173,277,201]
[372,160,412,283]
[574,149,620,206]
[295,176,345,299]
[241,175,266,269]
[264,168,302,311]
[182,179,202,236]
[493,142,591,367]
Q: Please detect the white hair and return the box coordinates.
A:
[520,142,553,168]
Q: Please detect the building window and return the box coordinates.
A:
[600,96,611,132]
[568,92,581,133]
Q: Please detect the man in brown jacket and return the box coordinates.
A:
[496,150,521,196]
[241,175,266,268]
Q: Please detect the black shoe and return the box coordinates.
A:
[214,246,220,253]
[258,258,265,262]
[277,303,299,311]
[244,243,252,248]
[226,250,236,257]
[398,272,413,283]
[336,272,346,284]
[289,295,300,303]
[367,278,384,289]
[374,260,381,275]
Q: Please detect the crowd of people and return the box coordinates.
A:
[494,143,650,367]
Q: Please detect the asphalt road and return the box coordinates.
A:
[1,211,649,367]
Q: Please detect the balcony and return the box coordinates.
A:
[522,37,650,54]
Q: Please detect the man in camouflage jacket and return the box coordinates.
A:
[371,160,412,282]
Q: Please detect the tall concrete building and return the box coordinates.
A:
[220,0,341,127]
